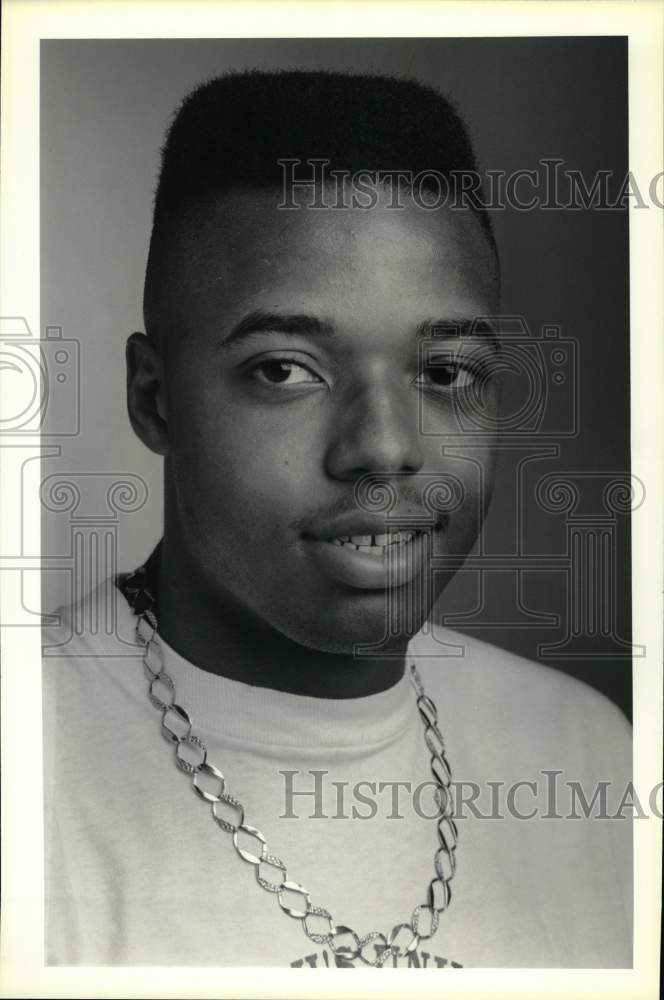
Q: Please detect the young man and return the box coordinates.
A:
[43,70,632,968]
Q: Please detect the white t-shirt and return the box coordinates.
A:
[42,575,632,968]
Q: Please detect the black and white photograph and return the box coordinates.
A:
[1,1,662,996]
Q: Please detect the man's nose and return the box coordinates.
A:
[325,378,425,481]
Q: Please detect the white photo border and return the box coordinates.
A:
[1,2,662,998]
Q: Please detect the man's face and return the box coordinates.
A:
[156,186,500,654]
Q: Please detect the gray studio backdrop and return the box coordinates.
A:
[40,37,632,715]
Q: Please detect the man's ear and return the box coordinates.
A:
[126,332,170,456]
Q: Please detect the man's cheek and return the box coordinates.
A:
[443,483,484,548]
[191,463,298,539]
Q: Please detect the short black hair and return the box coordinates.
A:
[144,69,498,337]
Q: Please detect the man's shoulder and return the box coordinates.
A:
[414,623,624,706]
[410,623,631,763]
[42,575,138,657]
[42,575,143,710]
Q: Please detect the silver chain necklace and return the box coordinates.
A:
[119,565,458,967]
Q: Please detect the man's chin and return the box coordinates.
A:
[279,593,435,657]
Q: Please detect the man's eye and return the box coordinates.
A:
[416,362,478,390]
[250,359,322,387]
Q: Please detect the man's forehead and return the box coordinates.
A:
[180,185,499,292]
[151,193,499,365]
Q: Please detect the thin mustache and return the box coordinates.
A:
[289,486,433,533]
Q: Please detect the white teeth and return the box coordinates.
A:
[358,543,382,556]
[326,530,420,550]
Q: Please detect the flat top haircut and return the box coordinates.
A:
[144,69,498,340]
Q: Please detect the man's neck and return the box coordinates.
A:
[145,540,407,699]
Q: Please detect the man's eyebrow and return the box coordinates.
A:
[415,318,500,351]
[220,310,335,348]
[219,310,499,350]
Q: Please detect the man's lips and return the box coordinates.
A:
[301,511,445,542]
[302,522,443,590]
[323,528,420,556]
